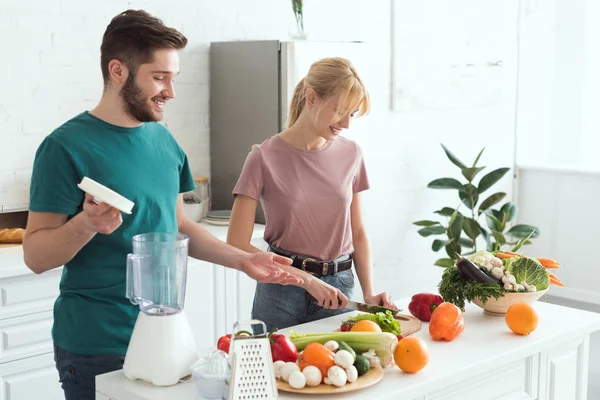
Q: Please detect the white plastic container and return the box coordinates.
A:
[190,349,229,399]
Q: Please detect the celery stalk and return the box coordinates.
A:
[290,331,398,366]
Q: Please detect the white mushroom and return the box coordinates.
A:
[324,377,332,385]
[288,370,306,389]
[490,257,503,268]
[273,360,286,379]
[345,365,358,383]
[491,267,504,280]
[516,283,525,292]
[521,281,530,291]
[504,282,516,291]
[334,350,354,369]
[302,366,322,387]
[528,285,537,292]
[280,362,300,382]
[327,366,347,387]
[324,340,339,352]
[482,261,494,272]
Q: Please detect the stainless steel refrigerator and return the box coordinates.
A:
[210,40,369,223]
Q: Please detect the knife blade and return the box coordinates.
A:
[305,293,406,319]
[345,300,402,316]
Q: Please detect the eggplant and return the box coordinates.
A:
[456,257,501,285]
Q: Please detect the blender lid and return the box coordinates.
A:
[78,177,135,214]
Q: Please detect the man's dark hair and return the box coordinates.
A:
[100,10,188,84]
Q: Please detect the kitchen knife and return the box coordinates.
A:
[305,293,406,318]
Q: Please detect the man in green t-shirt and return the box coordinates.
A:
[23,9,301,400]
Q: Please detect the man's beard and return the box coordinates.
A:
[120,73,160,123]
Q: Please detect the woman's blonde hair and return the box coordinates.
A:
[287,57,371,127]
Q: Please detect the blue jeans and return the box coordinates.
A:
[252,269,355,332]
[54,344,125,400]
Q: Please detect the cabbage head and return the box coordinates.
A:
[510,257,549,290]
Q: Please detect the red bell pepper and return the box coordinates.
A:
[216,331,251,354]
[408,293,444,322]
[269,329,298,363]
[217,334,232,353]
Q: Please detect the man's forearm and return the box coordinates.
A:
[23,213,96,274]
[180,219,252,270]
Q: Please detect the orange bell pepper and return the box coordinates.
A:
[429,302,465,341]
[297,342,335,379]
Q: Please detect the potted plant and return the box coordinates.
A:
[290,0,306,39]
[413,144,540,268]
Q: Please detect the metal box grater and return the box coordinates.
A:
[226,320,278,400]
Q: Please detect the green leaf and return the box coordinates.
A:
[413,220,441,227]
[478,168,510,194]
[427,178,463,190]
[472,147,485,167]
[491,230,506,245]
[441,143,467,169]
[435,207,459,217]
[459,184,479,209]
[463,218,481,240]
[500,202,518,222]
[461,167,486,182]
[434,258,455,268]
[445,242,462,259]
[478,192,506,213]
[448,213,463,242]
[417,225,447,237]
[458,237,475,247]
[480,228,494,251]
[506,224,540,239]
[432,239,453,252]
[484,211,503,231]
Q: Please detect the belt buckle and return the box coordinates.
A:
[301,258,317,275]
[322,262,329,275]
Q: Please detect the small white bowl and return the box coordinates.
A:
[472,288,549,316]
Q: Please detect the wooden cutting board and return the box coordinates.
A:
[394,313,422,336]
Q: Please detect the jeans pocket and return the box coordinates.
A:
[336,270,355,289]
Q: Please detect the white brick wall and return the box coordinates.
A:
[1,0,518,296]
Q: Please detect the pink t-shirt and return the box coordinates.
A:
[233,134,370,261]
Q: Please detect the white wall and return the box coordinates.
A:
[1,0,519,298]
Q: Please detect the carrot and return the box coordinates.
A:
[547,270,565,287]
[537,257,560,269]
[496,252,518,259]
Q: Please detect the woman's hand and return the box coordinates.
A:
[365,292,397,309]
[304,276,348,309]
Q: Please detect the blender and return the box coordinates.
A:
[123,232,199,386]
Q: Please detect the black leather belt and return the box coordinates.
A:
[268,244,353,276]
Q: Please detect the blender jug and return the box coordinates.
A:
[123,232,198,386]
[126,232,189,314]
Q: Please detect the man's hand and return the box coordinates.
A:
[239,252,303,285]
[81,194,122,234]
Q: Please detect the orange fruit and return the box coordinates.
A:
[393,336,429,373]
[350,320,382,332]
[505,302,539,335]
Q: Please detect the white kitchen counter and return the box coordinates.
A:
[96,296,600,400]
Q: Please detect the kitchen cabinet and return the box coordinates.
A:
[0,245,62,400]
[95,297,600,400]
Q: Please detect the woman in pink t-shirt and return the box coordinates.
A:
[227,57,396,331]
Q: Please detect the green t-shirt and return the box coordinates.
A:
[29,111,195,355]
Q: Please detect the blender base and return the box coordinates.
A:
[123,311,199,386]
